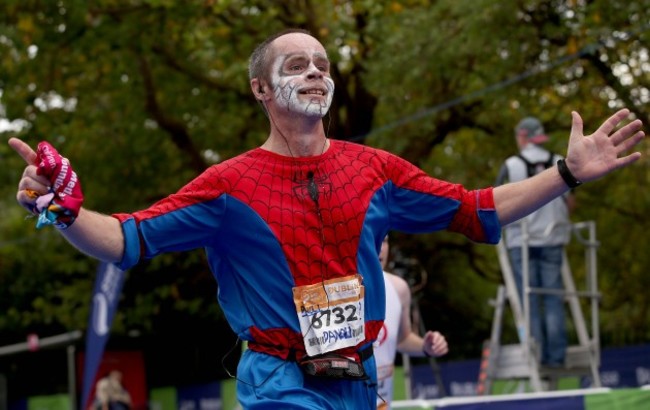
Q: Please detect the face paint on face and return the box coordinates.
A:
[270,52,335,118]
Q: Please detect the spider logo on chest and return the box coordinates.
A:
[293,170,331,204]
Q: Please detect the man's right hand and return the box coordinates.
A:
[9,138,84,228]
[9,137,124,263]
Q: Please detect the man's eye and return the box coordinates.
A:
[290,65,303,71]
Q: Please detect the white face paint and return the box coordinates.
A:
[270,51,335,118]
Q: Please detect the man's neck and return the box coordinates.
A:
[262,134,329,157]
[262,117,329,157]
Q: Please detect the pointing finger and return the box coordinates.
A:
[8,137,38,165]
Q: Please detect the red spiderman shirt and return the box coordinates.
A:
[114,140,500,362]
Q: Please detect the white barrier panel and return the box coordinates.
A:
[392,387,611,409]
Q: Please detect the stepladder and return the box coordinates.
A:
[478,220,603,394]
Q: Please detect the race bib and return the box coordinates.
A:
[293,274,365,357]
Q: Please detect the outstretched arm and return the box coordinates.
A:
[61,209,124,263]
[494,109,645,225]
[9,137,124,263]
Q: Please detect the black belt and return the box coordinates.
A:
[299,345,373,381]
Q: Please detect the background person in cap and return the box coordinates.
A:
[495,116,575,368]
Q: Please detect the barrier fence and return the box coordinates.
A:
[5,344,650,409]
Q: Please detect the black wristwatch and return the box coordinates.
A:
[557,159,582,188]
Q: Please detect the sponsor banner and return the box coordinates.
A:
[177,381,222,410]
[411,359,480,399]
[442,396,585,410]
[80,262,126,409]
[583,344,650,388]
[410,344,650,399]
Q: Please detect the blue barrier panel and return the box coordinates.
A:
[177,381,221,410]
[443,396,585,410]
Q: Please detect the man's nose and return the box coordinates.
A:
[305,63,323,79]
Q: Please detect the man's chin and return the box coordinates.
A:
[303,107,331,118]
[300,96,331,116]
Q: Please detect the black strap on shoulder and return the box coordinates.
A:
[516,152,555,177]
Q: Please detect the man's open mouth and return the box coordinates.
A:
[300,88,326,96]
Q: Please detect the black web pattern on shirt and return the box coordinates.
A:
[140,141,482,284]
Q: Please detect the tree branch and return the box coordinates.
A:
[135,50,208,173]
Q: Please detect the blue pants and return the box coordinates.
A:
[509,246,568,366]
[236,349,378,409]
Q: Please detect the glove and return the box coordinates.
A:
[33,141,84,229]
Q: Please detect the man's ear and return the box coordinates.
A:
[252,79,269,101]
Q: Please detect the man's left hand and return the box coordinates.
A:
[565,109,645,183]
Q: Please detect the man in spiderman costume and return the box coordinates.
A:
[9,29,646,409]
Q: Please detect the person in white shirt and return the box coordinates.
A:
[495,117,575,367]
[374,235,449,409]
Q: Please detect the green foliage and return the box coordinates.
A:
[0,0,649,364]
